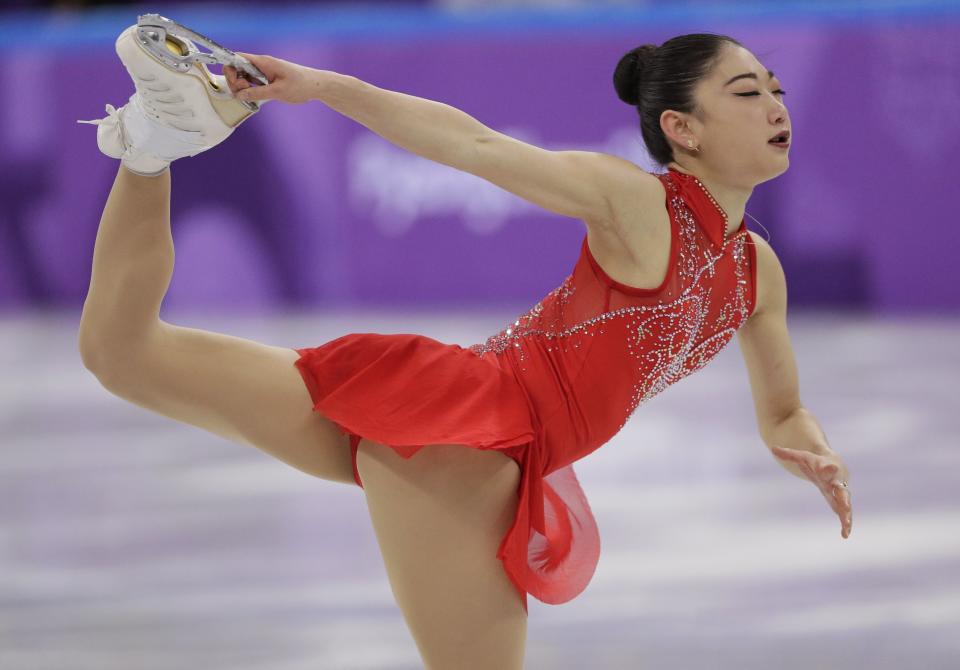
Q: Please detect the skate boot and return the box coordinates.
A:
[77,13,270,176]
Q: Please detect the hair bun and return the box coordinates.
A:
[614,43,658,106]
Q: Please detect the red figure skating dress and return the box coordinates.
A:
[292,166,758,614]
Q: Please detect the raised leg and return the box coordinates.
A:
[78,165,356,483]
[78,164,173,357]
[356,439,528,670]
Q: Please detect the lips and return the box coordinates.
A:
[768,129,791,144]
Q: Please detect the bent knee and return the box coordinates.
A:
[80,328,162,389]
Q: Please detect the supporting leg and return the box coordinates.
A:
[356,439,528,669]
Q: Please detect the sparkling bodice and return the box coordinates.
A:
[467,167,758,474]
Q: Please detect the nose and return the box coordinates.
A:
[770,103,787,124]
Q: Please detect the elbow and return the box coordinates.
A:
[475,127,499,145]
[468,129,499,170]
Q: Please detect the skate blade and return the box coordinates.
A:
[134,13,267,114]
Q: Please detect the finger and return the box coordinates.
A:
[223,66,240,92]
[771,445,803,461]
[237,83,274,102]
[825,476,848,501]
[817,468,838,490]
[790,456,815,482]
[831,478,851,497]
[773,446,818,471]
[236,52,264,71]
[819,462,839,476]
[830,488,846,512]
[798,459,820,483]
[821,485,842,516]
[232,53,266,80]
[839,487,852,515]
[810,456,839,482]
[225,80,248,97]
[836,487,852,537]
[823,489,847,537]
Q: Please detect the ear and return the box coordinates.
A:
[660,109,697,150]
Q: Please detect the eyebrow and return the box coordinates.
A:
[724,69,776,87]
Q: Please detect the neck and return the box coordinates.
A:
[667,161,752,236]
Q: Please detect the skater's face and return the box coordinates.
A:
[661,44,791,183]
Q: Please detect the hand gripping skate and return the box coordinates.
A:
[132,13,269,89]
[77,14,270,176]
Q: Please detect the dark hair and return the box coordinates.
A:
[613,33,743,167]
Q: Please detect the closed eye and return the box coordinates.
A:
[737,90,787,97]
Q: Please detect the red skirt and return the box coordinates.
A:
[292,332,600,614]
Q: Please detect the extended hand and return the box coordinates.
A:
[223,52,313,105]
[771,444,853,539]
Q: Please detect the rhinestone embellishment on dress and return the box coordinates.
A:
[690,174,728,222]
[468,169,754,437]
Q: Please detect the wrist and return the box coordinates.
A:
[765,407,831,454]
[305,67,345,103]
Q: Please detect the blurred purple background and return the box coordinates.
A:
[1,1,957,317]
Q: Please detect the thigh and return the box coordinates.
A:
[356,438,527,670]
[90,321,356,484]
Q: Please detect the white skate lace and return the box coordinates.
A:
[76,103,130,152]
[77,93,212,165]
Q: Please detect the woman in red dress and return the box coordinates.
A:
[79,27,852,670]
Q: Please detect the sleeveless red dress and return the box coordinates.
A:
[292,166,758,614]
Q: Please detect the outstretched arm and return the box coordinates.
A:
[228,55,645,228]
[736,232,853,538]
[310,68,632,226]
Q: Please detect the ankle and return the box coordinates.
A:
[121,161,170,178]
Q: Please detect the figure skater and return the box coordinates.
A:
[77,19,852,669]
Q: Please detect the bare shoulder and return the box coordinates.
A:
[745,230,786,320]
[582,158,676,290]
[583,156,668,261]
[586,155,667,233]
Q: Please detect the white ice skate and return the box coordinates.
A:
[77,14,270,176]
